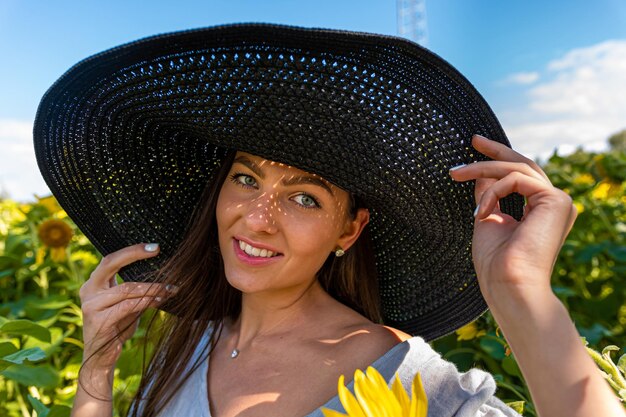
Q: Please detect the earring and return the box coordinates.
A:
[335,247,345,257]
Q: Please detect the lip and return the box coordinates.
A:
[235,236,282,254]
[232,238,283,266]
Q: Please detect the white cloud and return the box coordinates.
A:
[501,71,540,85]
[0,118,51,202]
[501,40,626,161]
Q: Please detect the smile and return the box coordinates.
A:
[237,239,280,258]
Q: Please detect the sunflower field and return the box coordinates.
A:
[1,144,625,416]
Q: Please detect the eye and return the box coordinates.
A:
[292,193,320,209]
[230,173,257,188]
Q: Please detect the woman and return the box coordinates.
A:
[33,24,624,417]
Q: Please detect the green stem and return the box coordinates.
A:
[66,246,82,285]
[39,268,49,299]
[15,387,31,417]
[495,380,531,403]
[442,347,478,360]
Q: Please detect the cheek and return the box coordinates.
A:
[285,212,344,253]
[216,186,240,226]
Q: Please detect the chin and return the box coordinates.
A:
[223,269,266,294]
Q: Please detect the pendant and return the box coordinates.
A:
[231,348,240,359]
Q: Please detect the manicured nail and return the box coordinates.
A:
[449,164,467,171]
[473,134,489,141]
[473,205,480,217]
[144,243,159,252]
[165,284,179,293]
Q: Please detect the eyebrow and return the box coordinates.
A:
[233,156,335,196]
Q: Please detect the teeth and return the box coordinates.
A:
[238,240,276,258]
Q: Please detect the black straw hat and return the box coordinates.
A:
[34,23,524,341]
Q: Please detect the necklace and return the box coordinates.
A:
[231,348,240,359]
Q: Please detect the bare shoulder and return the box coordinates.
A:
[311,297,413,370]
[352,322,412,351]
[325,320,413,371]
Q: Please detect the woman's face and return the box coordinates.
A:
[216,151,368,295]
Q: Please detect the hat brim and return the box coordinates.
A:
[34,23,524,340]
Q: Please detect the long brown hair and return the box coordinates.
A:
[128,150,380,417]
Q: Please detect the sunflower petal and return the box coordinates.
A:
[364,367,402,416]
[51,247,67,262]
[321,407,349,417]
[337,374,367,417]
[354,369,383,417]
[409,373,428,417]
[391,372,410,415]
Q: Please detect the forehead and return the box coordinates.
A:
[233,151,325,179]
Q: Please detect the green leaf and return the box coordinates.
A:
[47,405,71,417]
[577,323,612,345]
[27,298,73,310]
[2,347,46,363]
[479,336,506,360]
[1,364,60,388]
[574,243,607,263]
[0,319,51,342]
[0,268,16,279]
[502,356,523,378]
[0,342,18,357]
[0,255,19,270]
[116,345,145,379]
[602,345,620,359]
[0,347,46,371]
[552,286,577,298]
[27,395,50,417]
[506,401,525,414]
[5,234,30,258]
[607,246,626,262]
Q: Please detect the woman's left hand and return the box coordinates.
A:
[449,134,578,307]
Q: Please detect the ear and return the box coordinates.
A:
[336,208,370,251]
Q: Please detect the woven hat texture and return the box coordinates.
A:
[34,23,524,341]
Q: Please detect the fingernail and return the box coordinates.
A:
[144,243,159,252]
[165,284,179,293]
[449,164,467,171]
[473,205,480,217]
[473,134,489,141]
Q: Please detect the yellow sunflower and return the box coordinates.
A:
[37,219,73,261]
[36,195,67,218]
[322,367,427,417]
[455,322,486,341]
[591,180,622,201]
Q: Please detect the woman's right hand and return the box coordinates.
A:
[78,243,173,372]
[72,243,172,417]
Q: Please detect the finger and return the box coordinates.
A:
[450,160,547,184]
[475,171,570,221]
[108,296,165,323]
[82,282,175,311]
[117,315,142,342]
[87,295,165,332]
[81,243,161,293]
[471,134,550,182]
[474,178,497,207]
[560,203,578,248]
[85,299,158,351]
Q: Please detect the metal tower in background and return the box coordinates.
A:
[397,0,428,46]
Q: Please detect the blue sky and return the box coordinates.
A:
[2,0,626,200]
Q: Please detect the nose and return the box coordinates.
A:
[244,192,279,234]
